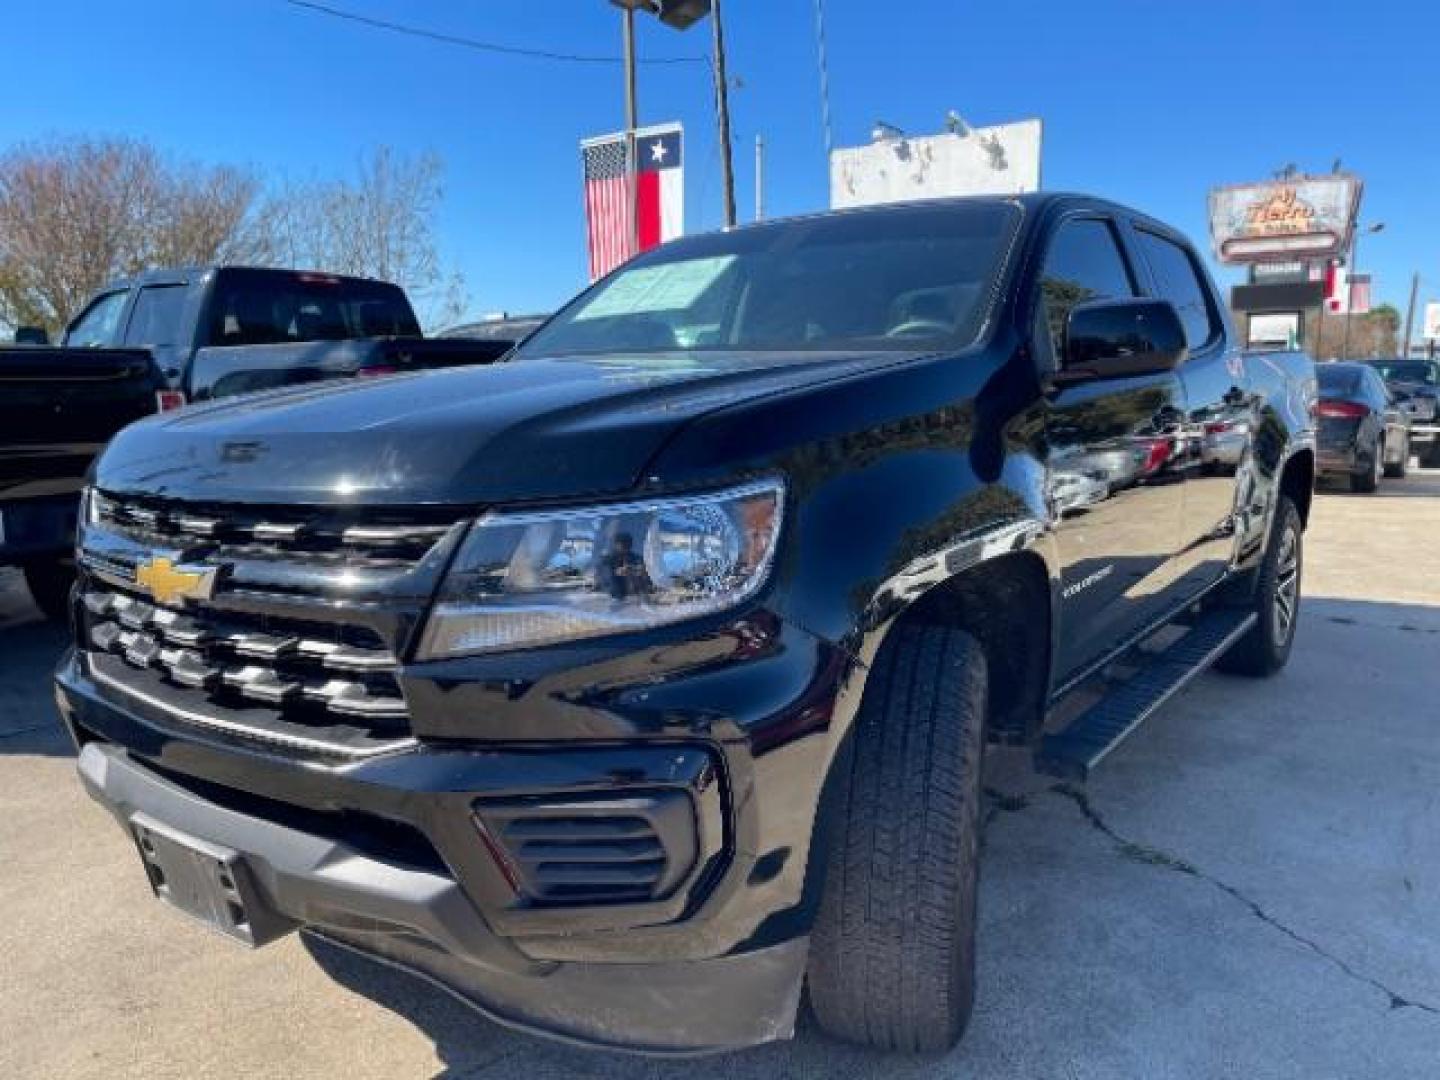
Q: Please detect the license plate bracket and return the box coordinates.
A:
[130,814,294,947]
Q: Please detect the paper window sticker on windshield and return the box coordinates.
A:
[575,256,737,321]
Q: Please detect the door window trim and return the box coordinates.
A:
[1028,211,1142,371]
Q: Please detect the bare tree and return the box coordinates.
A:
[0,137,264,334]
[260,148,469,329]
[0,138,471,337]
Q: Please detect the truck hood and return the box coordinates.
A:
[95,351,903,505]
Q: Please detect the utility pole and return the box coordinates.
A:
[710,0,737,228]
[1402,271,1420,359]
[754,135,765,221]
[621,6,641,255]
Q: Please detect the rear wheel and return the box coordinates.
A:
[1425,441,1440,469]
[1350,437,1382,493]
[807,624,987,1053]
[1217,496,1303,677]
[22,558,73,623]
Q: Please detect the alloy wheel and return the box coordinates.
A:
[1272,524,1300,645]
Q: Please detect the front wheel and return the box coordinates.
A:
[807,624,987,1053]
[1217,497,1303,677]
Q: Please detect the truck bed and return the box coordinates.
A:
[1,347,160,558]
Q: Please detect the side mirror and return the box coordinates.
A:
[14,325,49,346]
[1061,298,1187,383]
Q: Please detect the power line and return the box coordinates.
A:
[284,0,706,66]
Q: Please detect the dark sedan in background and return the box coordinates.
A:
[1316,362,1411,492]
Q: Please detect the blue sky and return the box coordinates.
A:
[6,0,1439,323]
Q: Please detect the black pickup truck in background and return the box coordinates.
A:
[60,265,513,405]
[58,195,1316,1058]
[0,347,161,617]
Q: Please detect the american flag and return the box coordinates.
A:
[581,124,684,281]
[582,136,635,281]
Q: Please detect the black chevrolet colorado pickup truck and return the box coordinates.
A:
[56,195,1316,1057]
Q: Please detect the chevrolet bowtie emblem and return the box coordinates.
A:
[134,557,218,607]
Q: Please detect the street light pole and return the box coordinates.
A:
[613,0,732,229]
[621,6,640,255]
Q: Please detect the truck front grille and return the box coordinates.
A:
[78,491,469,759]
[90,490,455,573]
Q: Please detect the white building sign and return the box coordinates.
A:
[830,119,1042,209]
[1423,301,1440,341]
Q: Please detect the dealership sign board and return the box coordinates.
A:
[1207,176,1362,264]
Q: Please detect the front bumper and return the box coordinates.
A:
[55,613,848,1053]
[73,740,805,1054]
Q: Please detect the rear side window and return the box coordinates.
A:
[1038,219,1136,356]
[205,276,421,347]
[123,285,187,346]
[65,290,128,347]
[1134,230,1218,350]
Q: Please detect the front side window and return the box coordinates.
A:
[1134,229,1217,350]
[517,202,1021,359]
[1037,219,1137,357]
[65,291,128,347]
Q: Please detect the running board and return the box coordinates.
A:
[1036,608,1258,781]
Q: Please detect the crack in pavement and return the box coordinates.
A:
[0,722,54,741]
[1047,782,1440,1018]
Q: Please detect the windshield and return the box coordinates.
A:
[517,202,1020,359]
[1371,361,1436,386]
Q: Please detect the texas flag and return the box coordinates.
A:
[581,123,684,281]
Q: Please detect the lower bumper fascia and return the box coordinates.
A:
[306,927,807,1056]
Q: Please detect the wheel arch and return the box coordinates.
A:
[882,549,1053,744]
[1278,447,1314,528]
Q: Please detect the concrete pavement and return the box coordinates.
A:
[2,475,1438,1078]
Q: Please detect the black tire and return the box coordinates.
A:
[1350,437,1382,493]
[1425,441,1440,469]
[1383,435,1409,479]
[22,558,74,623]
[1217,497,1303,677]
[807,624,987,1053]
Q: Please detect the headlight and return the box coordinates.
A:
[417,479,784,658]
